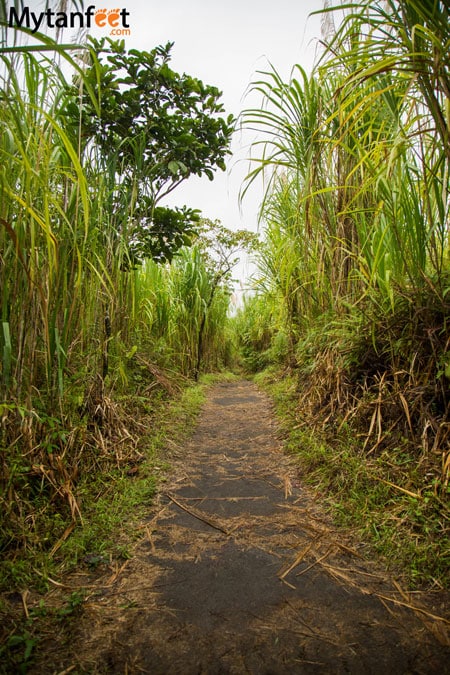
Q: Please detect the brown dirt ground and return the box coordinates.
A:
[27,380,450,673]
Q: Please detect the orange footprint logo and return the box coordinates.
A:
[95,8,121,28]
[107,9,121,27]
[94,8,107,26]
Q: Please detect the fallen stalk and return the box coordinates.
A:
[165,492,232,535]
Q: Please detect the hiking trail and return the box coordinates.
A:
[32,380,449,673]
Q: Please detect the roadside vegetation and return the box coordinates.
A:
[1,3,448,664]
[235,0,449,588]
[0,0,248,601]
[0,5,252,665]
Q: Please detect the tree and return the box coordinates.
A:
[67,38,235,264]
[192,219,258,380]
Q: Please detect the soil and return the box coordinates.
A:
[28,380,450,673]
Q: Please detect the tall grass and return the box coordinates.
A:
[236,0,449,585]
[239,0,449,485]
[130,246,232,377]
[0,12,234,579]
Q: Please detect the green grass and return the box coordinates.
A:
[199,371,242,385]
[256,369,450,589]
[59,382,206,573]
[59,470,157,567]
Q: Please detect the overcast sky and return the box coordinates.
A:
[123,0,325,229]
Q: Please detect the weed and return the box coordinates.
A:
[0,630,38,674]
[57,591,85,619]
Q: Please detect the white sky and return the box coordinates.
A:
[125,0,325,226]
[6,0,327,291]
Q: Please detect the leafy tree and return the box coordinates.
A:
[67,38,235,264]
[128,203,200,265]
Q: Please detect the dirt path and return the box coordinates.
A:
[33,380,449,673]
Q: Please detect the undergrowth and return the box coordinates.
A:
[0,366,207,673]
[256,370,450,590]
